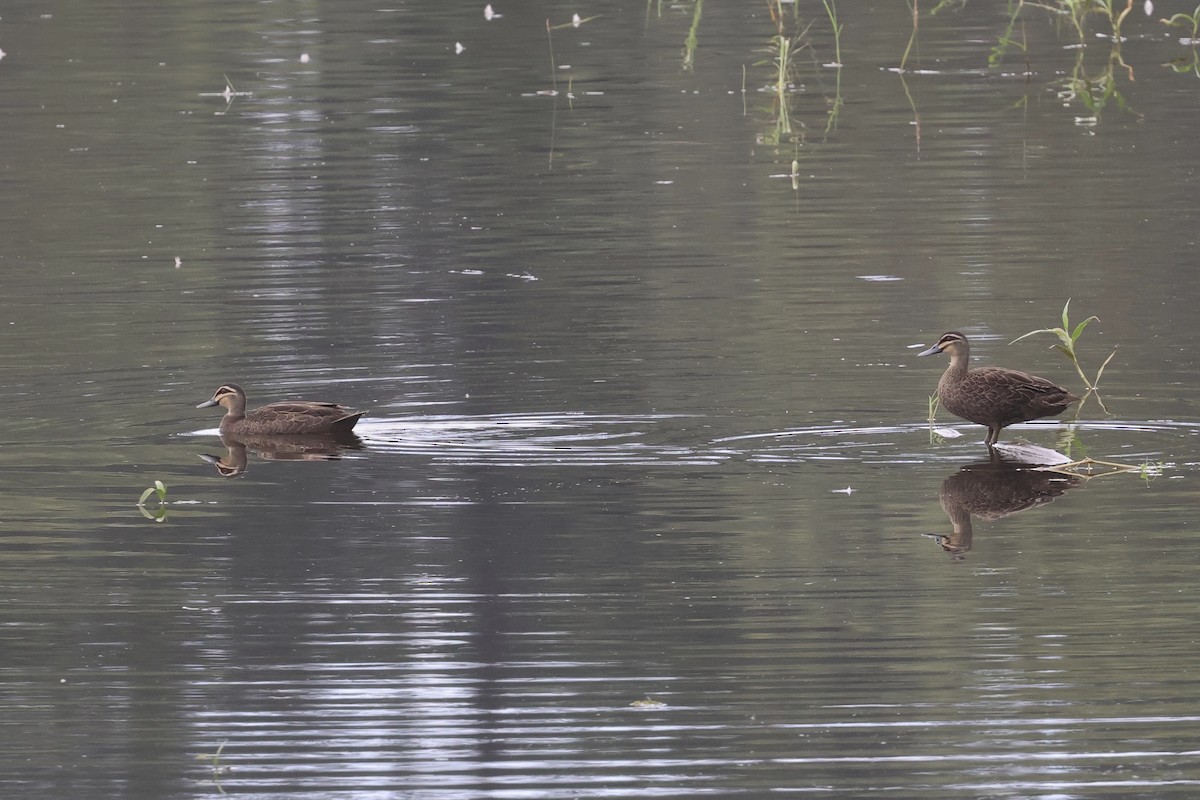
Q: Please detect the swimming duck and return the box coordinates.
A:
[918,331,1079,446]
[196,383,364,436]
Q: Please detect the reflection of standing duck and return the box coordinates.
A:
[918,332,1079,446]
[933,458,1081,554]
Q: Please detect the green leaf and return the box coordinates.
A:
[1094,347,1118,384]
[1010,327,1057,345]
[1070,316,1100,344]
[1061,298,1072,330]
[138,487,157,506]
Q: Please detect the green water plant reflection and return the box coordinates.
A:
[196,740,229,794]
[1062,42,1137,121]
[942,0,1139,45]
[1161,5,1200,75]
[940,0,1139,121]
[755,1,845,146]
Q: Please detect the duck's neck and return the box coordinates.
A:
[943,349,970,381]
[222,397,247,422]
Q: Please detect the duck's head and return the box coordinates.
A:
[197,383,247,411]
[918,331,969,358]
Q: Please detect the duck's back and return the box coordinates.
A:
[224,401,363,435]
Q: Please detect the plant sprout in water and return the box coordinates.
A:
[137,480,169,522]
[1010,299,1116,414]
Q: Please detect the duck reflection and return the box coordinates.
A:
[199,431,364,478]
[932,455,1081,555]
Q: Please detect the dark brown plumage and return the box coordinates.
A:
[918,331,1080,447]
[196,383,363,436]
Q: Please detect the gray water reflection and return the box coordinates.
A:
[4,0,1200,797]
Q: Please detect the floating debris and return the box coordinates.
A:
[993,441,1073,465]
[629,697,667,709]
[455,42,465,55]
[1035,456,1145,478]
[199,75,252,105]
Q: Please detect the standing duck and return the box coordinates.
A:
[918,331,1080,446]
[196,383,364,436]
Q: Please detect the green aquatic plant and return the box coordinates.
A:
[196,740,229,793]
[981,0,1137,44]
[900,0,923,72]
[1138,460,1166,482]
[749,0,846,148]
[819,0,843,68]
[756,3,811,145]
[987,2,1028,68]
[926,394,946,443]
[1161,5,1200,74]
[1162,4,1200,38]
[818,0,844,132]
[1086,0,1139,42]
[137,480,169,523]
[1010,299,1116,413]
[681,0,703,71]
[943,0,1138,119]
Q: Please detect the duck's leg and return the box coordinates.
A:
[985,426,999,447]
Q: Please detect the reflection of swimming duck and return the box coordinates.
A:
[199,431,364,478]
[919,331,1079,446]
[197,383,363,436]
[933,457,1081,554]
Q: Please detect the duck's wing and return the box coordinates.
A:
[249,402,362,432]
[966,368,1080,413]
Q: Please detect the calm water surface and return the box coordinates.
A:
[2,1,1200,797]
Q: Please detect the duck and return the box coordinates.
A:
[918,331,1080,446]
[196,383,364,436]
